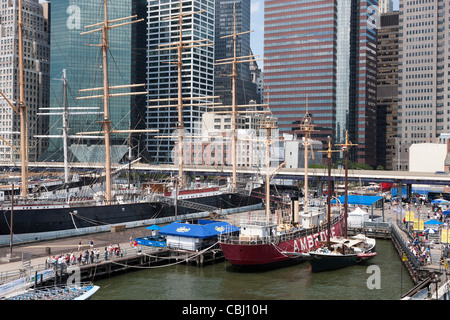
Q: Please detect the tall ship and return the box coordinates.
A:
[0,0,261,242]
[306,133,377,272]
[218,112,346,270]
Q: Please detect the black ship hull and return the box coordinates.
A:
[308,253,363,272]
[0,192,261,236]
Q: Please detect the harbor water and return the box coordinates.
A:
[91,239,414,300]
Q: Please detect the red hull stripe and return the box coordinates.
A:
[220,215,344,266]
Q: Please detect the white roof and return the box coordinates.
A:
[348,207,369,216]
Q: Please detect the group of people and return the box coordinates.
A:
[46,249,99,268]
[45,238,125,269]
[407,238,432,266]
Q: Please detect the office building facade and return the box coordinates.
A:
[146,0,215,163]
[397,0,450,170]
[264,0,378,166]
[376,11,398,170]
[0,0,50,162]
[44,0,147,163]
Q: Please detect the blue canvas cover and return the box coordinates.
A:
[159,221,239,239]
[331,195,383,206]
[424,219,443,225]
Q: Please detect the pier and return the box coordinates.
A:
[67,246,224,284]
[0,204,449,299]
[347,222,392,240]
[0,224,227,288]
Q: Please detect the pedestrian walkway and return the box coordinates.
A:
[0,224,155,284]
[0,202,447,285]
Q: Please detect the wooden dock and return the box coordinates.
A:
[347,222,392,239]
[46,244,225,285]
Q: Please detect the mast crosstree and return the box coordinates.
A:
[148,0,216,189]
[77,0,157,204]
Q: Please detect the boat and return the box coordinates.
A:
[0,0,261,242]
[218,106,347,270]
[306,132,377,272]
[0,269,99,300]
[308,235,376,272]
[1,284,100,301]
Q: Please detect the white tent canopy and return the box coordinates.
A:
[347,207,370,228]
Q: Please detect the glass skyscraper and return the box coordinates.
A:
[43,0,147,163]
[264,0,378,166]
[214,0,259,106]
[146,0,215,163]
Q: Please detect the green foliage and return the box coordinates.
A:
[309,161,374,170]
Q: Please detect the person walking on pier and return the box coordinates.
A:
[104,247,108,261]
[78,239,82,251]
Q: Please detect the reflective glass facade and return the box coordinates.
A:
[44,0,147,162]
[214,0,259,106]
[264,0,337,149]
[264,0,377,166]
[146,0,215,163]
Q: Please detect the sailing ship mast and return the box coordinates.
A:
[337,130,357,238]
[261,115,277,221]
[36,69,103,183]
[77,0,156,204]
[17,0,28,199]
[0,0,28,198]
[148,0,216,189]
[298,105,316,227]
[213,3,265,190]
[321,136,339,247]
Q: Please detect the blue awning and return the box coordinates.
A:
[331,195,383,206]
[431,199,449,204]
[159,221,239,239]
[424,219,443,225]
[146,224,161,230]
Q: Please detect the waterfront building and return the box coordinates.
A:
[409,143,449,173]
[146,0,215,164]
[214,0,259,106]
[0,0,50,162]
[263,0,378,166]
[193,109,280,167]
[42,0,147,163]
[376,11,398,170]
[272,133,323,186]
[397,0,450,170]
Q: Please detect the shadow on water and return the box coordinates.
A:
[91,240,414,300]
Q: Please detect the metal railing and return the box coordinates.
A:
[391,223,420,269]
[218,214,341,246]
[0,245,160,286]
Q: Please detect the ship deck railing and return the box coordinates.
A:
[219,215,341,245]
[0,244,159,285]
[2,282,96,300]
